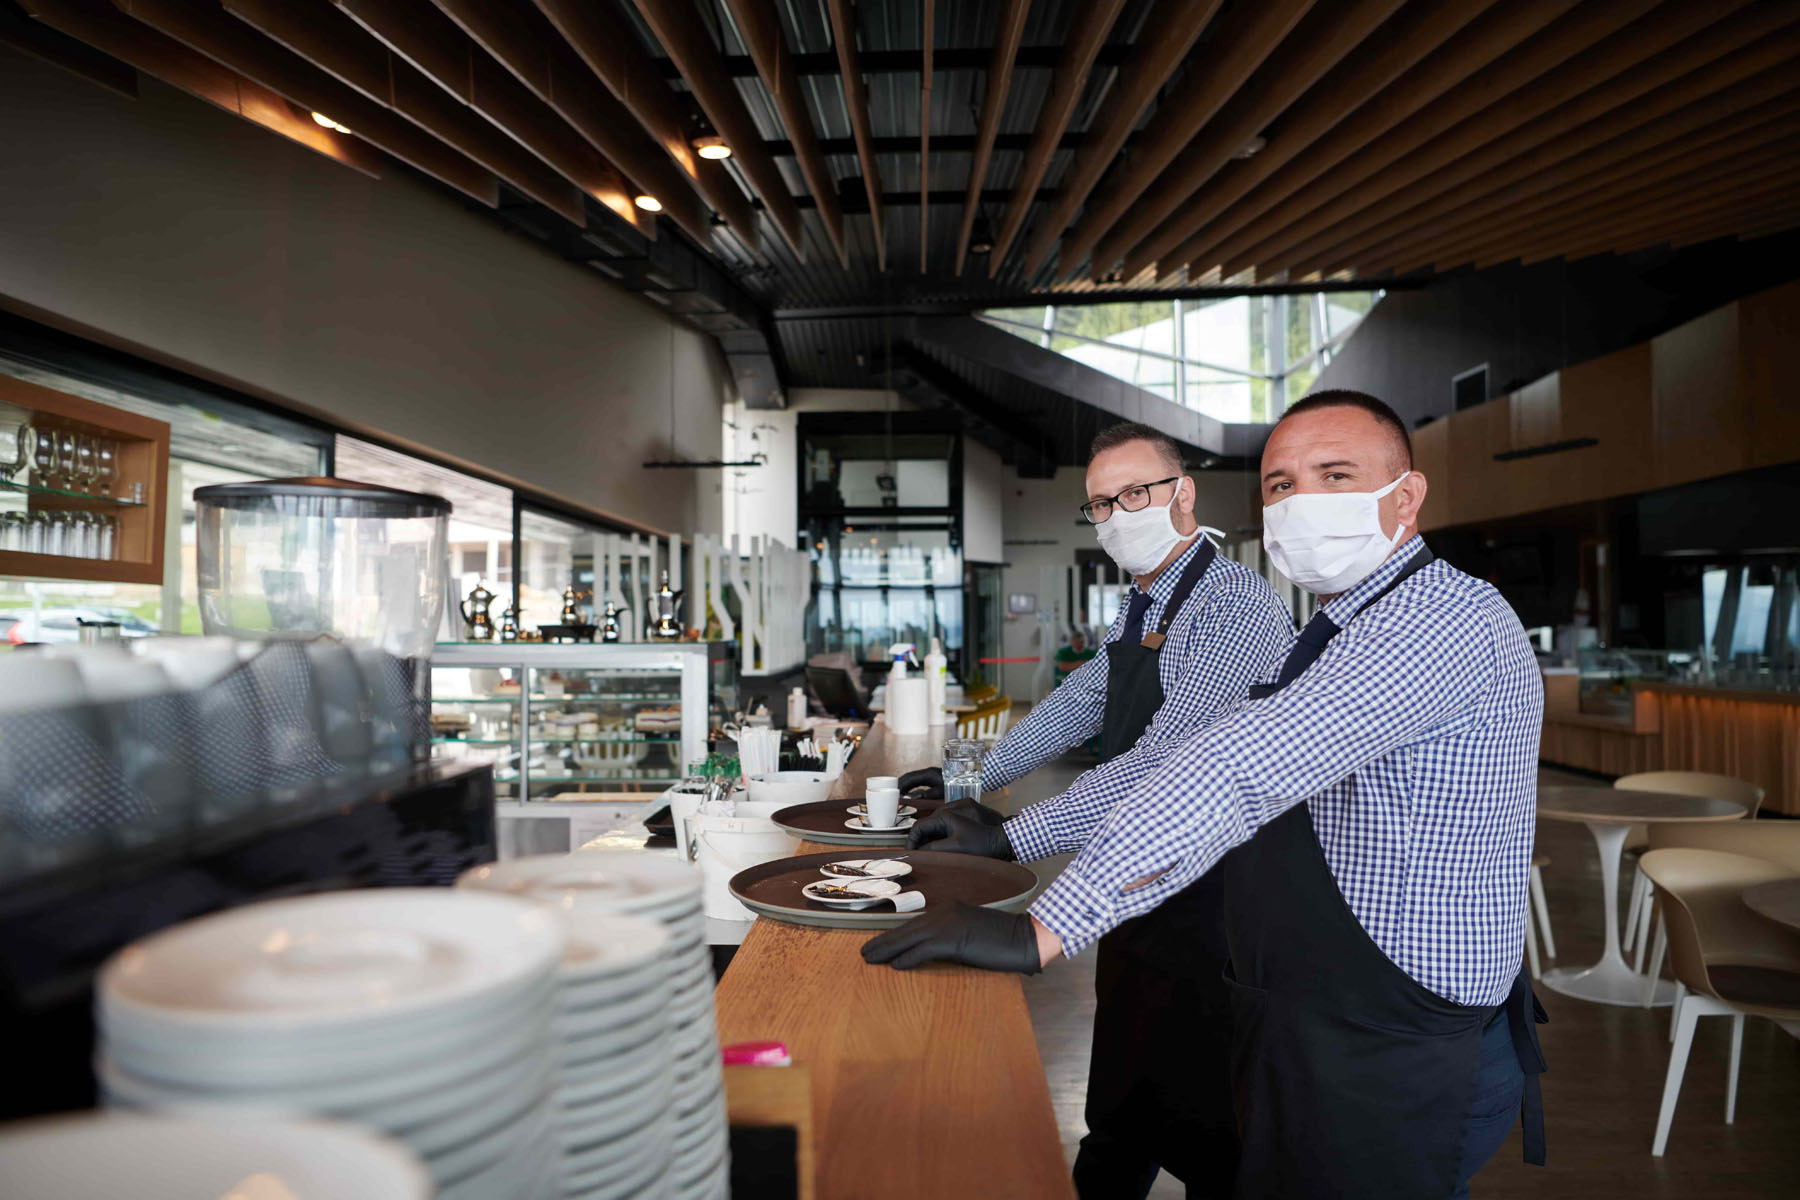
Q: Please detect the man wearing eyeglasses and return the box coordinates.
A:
[898,422,1293,1200]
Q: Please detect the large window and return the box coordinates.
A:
[984,291,1381,423]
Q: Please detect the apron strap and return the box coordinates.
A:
[1505,970,1549,1166]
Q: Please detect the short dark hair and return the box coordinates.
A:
[1088,422,1183,474]
[1278,389,1412,472]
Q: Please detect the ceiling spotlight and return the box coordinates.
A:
[969,215,996,255]
[311,112,352,134]
[634,194,663,212]
[1233,134,1267,160]
[694,135,732,160]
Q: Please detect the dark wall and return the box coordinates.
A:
[1312,232,1800,428]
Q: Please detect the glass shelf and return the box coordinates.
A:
[496,773,684,786]
[0,477,147,507]
[430,694,679,705]
[434,735,681,746]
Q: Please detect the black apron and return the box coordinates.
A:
[1073,542,1237,1200]
[1222,546,1548,1200]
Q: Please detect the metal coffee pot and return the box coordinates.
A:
[601,600,621,643]
[650,570,684,640]
[460,579,496,641]
[497,606,520,642]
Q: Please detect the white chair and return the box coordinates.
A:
[1523,852,1557,978]
[1638,848,1800,1156]
[1616,773,1762,975]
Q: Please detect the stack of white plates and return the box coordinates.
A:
[95,889,565,1200]
[0,1111,432,1199]
[552,911,675,1199]
[461,854,731,1200]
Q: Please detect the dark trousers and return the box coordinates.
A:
[1071,940,1236,1200]
[1450,1008,1526,1200]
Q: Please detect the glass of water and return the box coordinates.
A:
[942,738,985,804]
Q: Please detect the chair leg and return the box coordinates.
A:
[1523,902,1541,979]
[1530,864,1557,960]
[1653,998,1703,1155]
[1726,1013,1745,1125]
[1633,883,1655,973]
[1643,914,1668,1008]
[1624,865,1645,953]
[1671,982,1687,1043]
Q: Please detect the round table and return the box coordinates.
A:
[1741,878,1800,932]
[1536,786,1747,1006]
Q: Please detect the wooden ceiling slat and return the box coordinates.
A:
[1662,207,1800,253]
[954,0,1030,275]
[630,0,805,260]
[1521,165,1800,266]
[1116,0,1514,283]
[724,0,846,268]
[530,0,758,252]
[105,0,507,209]
[826,0,883,269]
[421,0,731,243]
[1411,134,1800,272]
[1099,0,1411,282]
[1,3,138,97]
[19,0,388,176]
[1263,26,1800,279]
[1014,0,1221,278]
[225,0,637,230]
[1168,0,1701,280]
[986,0,1131,274]
[1053,0,1316,279]
[1724,210,1800,244]
[1368,104,1800,275]
[920,0,932,273]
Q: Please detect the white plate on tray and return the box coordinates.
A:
[801,879,902,909]
[843,816,916,833]
[845,804,917,819]
[819,858,913,880]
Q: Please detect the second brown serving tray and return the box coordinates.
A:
[728,849,1040,930]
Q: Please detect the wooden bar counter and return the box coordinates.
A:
[712,721,1075,1199]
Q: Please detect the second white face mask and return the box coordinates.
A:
[1262,472,1410,595]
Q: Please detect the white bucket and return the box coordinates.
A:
[691,816,801,921]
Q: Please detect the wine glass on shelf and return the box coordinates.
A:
[0,421,28,484]
[53,429,78,492]
[95,439,117,497]
[30,428,55,488]
[74,435,98,496]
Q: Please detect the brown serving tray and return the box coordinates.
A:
[769,797,944,847]
[728,850,1039,930]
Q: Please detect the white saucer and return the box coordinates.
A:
[802,878,901,908]
[458,853,702,917]
[556,911,670,983]
[0,1112,431,1200]
[819,858,913,880]
[100,890,562,1039]
[843,816,916,833]
[846,804,918,819]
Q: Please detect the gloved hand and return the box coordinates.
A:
[907,798,1015,859]
[861,902,1042,973]
[897,766,944,798]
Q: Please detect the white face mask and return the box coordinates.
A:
[1262,472,1411,595]
[1095,480,1206,576]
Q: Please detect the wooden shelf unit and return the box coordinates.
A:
[0,375,171,586]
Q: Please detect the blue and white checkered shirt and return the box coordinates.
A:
[1030,539,1543,1007]
[980,538,1294,807]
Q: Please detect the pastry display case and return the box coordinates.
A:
[429,642,732,810]
[0,375,170,586]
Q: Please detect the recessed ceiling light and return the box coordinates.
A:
[1233,134,1267,160]
[634,194,663,212]
[694,136,731,160]
[311,112,352,134]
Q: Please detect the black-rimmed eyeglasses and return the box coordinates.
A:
[1079,477,1179,524]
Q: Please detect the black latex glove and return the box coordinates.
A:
[897,766,944,798]
[907,798,1015,859]
[861,901,1042,973]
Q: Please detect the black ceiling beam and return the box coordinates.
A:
[654,43,1134,80]
[892,344,1057,478]
[766,129,1140,158]
[784,188,1055,212]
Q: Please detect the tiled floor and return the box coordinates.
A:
[996,759,1800,1199]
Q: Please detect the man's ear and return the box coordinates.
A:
[1396,471,1429,528]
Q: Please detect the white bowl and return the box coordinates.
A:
[745,771,836,807]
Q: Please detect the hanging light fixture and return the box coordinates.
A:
[311,112,352,134]
[693,135,732,161]
[634,194,663,212]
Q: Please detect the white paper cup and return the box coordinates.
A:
[864,788,901,829]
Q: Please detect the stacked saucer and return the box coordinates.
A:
[96,889,564,1200]
[0,1111,432,1199]
[553,911,676,1199]
[461,853,731,1199]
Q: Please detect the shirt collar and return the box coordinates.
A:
[1319,535,1428,624]
[1133,533,1209,605]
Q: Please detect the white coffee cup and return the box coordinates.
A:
[864,787,901,829]
[865,775,899,791]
